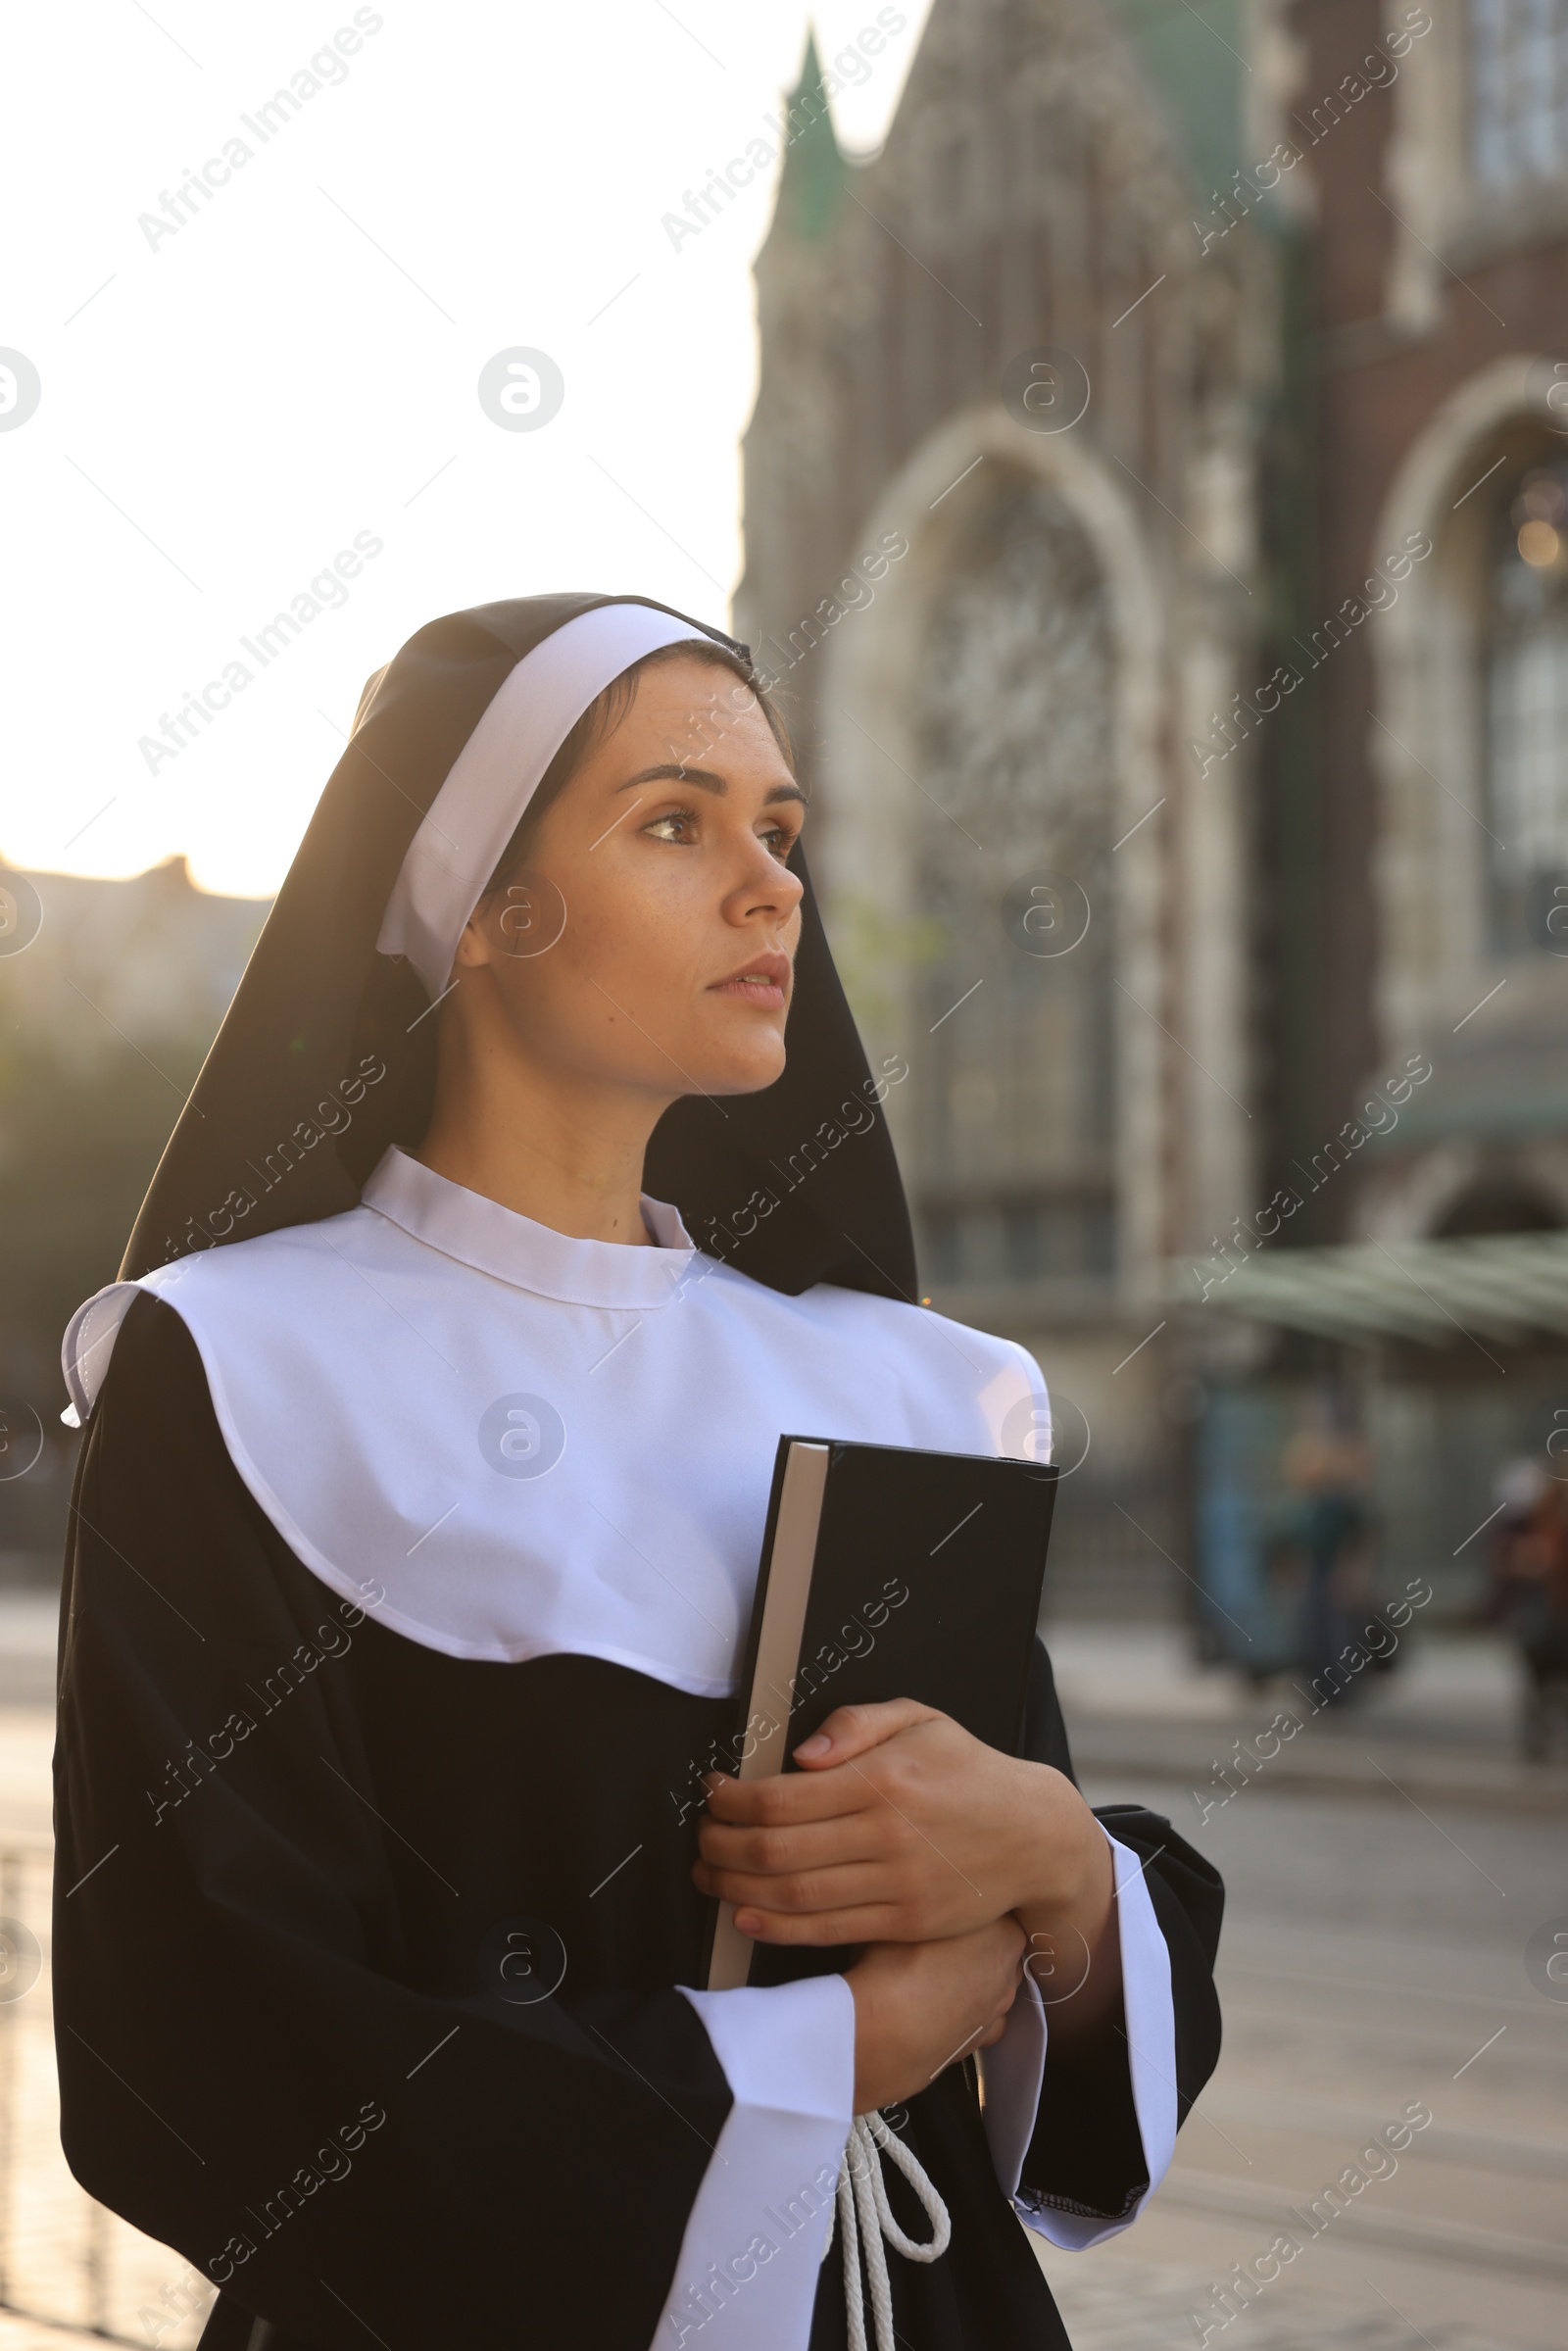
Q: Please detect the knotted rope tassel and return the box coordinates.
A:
[820,2111,952,2351]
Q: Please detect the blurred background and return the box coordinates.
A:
[1,1,1566,2347]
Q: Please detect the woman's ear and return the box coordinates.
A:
[452,902,497,971]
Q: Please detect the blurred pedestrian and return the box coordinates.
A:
[1282,1401,1373,1704]
[1490,1457,1568,1762]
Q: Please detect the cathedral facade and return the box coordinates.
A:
[735,0,1568,1616]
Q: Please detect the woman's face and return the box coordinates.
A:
[455,655,807,1102]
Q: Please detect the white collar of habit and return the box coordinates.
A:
[64,1150,1042,1693]
[362,1147,699,1309]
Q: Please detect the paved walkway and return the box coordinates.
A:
[1050,1749,1568,2351]
[1038,2251,1532,2351]
[1046,1620,1568,1815]
[0,1605,1560,2349]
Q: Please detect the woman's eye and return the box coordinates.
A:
[639,808,799,859]
[643,810,697,845]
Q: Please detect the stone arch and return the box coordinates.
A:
[1368,355,1568,1051]
[815,403,1165,1298]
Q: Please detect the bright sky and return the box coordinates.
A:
[2,0,931,899]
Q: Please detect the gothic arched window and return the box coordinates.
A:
[1471,0,1568,191]
[1485,453,1568,950]
[909,473,1116,1292]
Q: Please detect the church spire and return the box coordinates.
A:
[771,28,845,242]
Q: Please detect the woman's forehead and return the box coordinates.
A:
[594,665,787,777]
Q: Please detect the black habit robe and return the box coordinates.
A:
[52,594,1222,2351]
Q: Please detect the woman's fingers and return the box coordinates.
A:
[699,1874,926,1937]
[729,1898,905,1945]
[694,1752,1017,1936]
[693,1819,999,1936]
[844,1919,1027,2108]
[702,1706,1091,1948]
[691,1852,868,1910]
[791,1696,935,1767]
[702,1759,871,1826]
[696,1804,888,1876]
[692,1842,917,1932]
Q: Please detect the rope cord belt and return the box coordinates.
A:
[821,2110,952,2351]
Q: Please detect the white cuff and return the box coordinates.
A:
[655,1976,856,2350]
[975,1961,1048,2188]
[977,1828,1178,2249]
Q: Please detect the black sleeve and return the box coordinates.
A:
[52,1293,731,2351]
[1011,1637,1223,2222]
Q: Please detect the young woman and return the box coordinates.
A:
[55,595,1221,2351]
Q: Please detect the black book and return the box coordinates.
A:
[705,1434,1059,1991]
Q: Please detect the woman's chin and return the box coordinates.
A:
[684,1035,789,1100]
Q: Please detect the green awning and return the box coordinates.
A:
[1177,1231,1568,1347]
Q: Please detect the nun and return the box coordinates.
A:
[54,595,1222,2351]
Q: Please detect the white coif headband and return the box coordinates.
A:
[376,603,716,1000]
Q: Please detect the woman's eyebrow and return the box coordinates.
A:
[615,762,806,808]
[616,762,726,795]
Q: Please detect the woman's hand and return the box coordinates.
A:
[695,1697,1103,1942]
[696,1697,1123,2043]
[844,1918,1026,2114]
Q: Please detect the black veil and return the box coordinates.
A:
[120,592,916,1302]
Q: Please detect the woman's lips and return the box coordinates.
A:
[710,952,791,1007]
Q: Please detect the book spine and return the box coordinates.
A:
[702,1438,830,1991]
